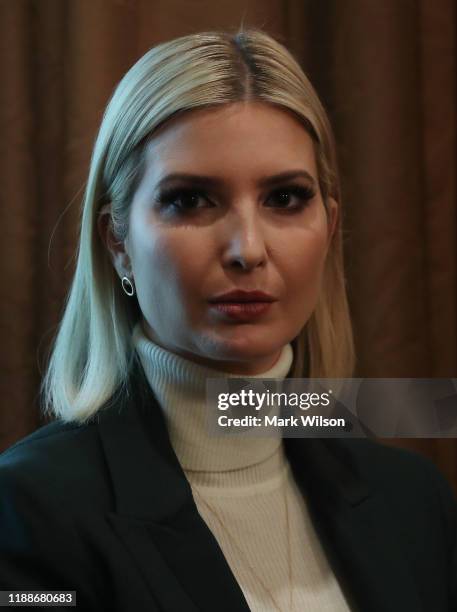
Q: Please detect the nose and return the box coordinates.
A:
[220,207,268,271]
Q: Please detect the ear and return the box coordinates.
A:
[97,203,132,279]
[326,196,339,248]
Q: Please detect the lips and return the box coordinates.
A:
[209,301,273,320]
[208,289,276,303]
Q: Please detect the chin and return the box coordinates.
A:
[203,329,284,361]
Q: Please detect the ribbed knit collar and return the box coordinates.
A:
[132,320,294,474]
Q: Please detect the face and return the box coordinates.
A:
[101,102,338,375]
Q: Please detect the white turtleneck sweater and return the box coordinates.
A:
[133,321,352,612]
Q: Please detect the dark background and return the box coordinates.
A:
[1,0,456,493]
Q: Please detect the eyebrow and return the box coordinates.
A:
[155,170,317,190]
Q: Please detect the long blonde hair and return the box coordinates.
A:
[41,27,355,424]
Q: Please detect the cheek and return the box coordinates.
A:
[281,228,328,298]
[130,225,207,301]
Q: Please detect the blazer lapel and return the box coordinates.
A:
[97,359,422,612]
[97,359,251,612]
[284,437,424,612]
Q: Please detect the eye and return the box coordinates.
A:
[155,188,210,213]
[266,185,316,211]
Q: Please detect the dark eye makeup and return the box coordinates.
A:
[153,184,316,215]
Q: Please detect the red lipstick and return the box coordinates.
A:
[208,289,277,321]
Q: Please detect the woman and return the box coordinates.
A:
[0,28,455,612]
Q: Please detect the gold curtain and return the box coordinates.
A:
[1,0,456,492]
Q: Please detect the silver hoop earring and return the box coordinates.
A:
[121,276,135,297]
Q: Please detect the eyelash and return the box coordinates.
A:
[154,185,316,215]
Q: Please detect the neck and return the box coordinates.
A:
[132,321,294,472]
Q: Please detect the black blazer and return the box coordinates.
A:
[1,360,456,612]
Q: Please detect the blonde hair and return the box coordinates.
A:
[41,27,355,424]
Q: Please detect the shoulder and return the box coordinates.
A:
[341,437,455,494]
[1,417,97,473]
[0,417,111,513]
[340,438,457,551]
[340,437,456,502]
[0,420,109,601]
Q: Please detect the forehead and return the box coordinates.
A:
[141,102,318,185]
